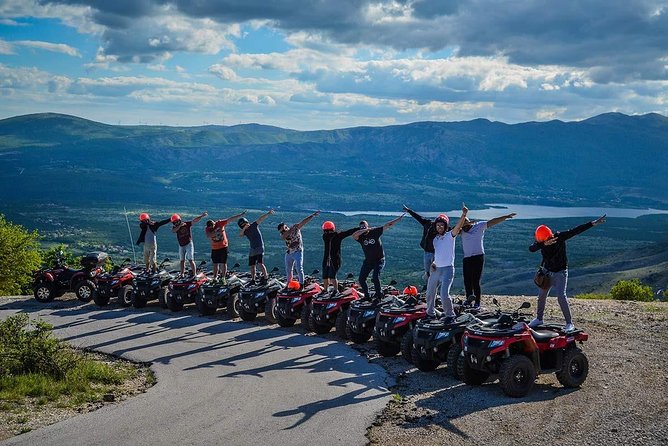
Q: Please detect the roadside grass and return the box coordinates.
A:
[574,292,611,300]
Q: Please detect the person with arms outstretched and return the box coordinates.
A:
[205,210,247,280]
[529,215,606,331]
[239,209,275,283]
[136,213,171,272]
[277,210,320,288]
[352,214,404,300]
[321,221,358,291]
[403,204,439,285]
[171,211,207,276]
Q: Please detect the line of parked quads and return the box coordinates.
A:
[32,251,589,398]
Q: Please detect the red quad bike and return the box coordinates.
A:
[373,293,429,363]
[344,282,402,344]
[309,279,363,336]
[93,258,143,307]
[461,301,590,397]
[165,261,210,311]
[32,251,107,303]
[274,271,323,328]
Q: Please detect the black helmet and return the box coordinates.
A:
[238,217,249,228]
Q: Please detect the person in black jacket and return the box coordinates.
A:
[528,215,606,331]
[321,221,357,291]
[403,205,438,285]
[136,213,171,272]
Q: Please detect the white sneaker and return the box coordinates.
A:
[564,323,575,332]
[528,318,543,328]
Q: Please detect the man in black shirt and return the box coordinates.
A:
[352,214,404,299]
[403,204,438,284]
[529,214,606,331]
[321,221,358,291]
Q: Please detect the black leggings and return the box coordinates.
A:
[463,254,485,305]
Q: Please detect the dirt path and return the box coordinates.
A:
[365,297,668,446]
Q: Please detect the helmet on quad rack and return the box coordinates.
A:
[403,286,418,296]
[535,225,553,242]
[287,280,301,290]
[139,213,150,222]
[170,214,181,223]
[237,217,249,228]
[322,221,335,231]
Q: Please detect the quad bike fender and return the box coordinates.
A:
[70,271,87,287]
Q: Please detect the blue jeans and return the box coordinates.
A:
[426,265,455,317]
[359,259,384,298]
[423,252,434,282]
[285,251,304,283]
[536,269,572,324]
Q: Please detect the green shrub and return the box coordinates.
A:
[0,314,78,379]
[42,244,80,269]
[610,279,654,302]
[0,215,42,296]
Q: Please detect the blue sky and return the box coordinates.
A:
[0,0,666,130]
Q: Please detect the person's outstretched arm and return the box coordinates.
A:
[556,214,606,242]
[192,211,208,224]
[486,212,517,228]
[223,210,247,223]
[403,205,431,226]
[256,209,275,225]
[383,213,405,230]
[450,204,469,236]
[295,210,320,229]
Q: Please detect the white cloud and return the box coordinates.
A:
[209,64,238,81]
[0,40,15,55]
[14,40,81,57]
[0,18,26,26]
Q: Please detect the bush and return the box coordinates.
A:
[42,244,80,269]
[610,279,654,302]
[0,215,42,296]
[0,314,78,379]
[574,292,610,300]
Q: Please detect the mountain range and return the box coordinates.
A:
[2,112,667,211]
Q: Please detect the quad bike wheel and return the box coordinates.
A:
[74,279,96,303]
[276,307,297,327]
[93,291,111,306]
[335,307,349,340]
[158,287,169,309]
[264,296,277,324]
[227,293,241,318]
[346,322,372,344]
[118,285,134,307]
[400,330,414,364]
[133,290,147,308]
[239,306,257,321]
[310,315,333,334]
[446,343,463,379]
[196,290,216,316]
[375,338,401,357]
[556,348,589,388]
[300,301,314,332]
[499,354,537,397]
[34,282,55,303]
[166,291,184,312]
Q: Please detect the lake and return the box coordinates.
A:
[330,204,668,220]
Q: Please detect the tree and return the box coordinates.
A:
[0,214,43,296]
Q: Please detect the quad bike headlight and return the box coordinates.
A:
[326,303,337,309]
[362,310,375,318]
[151,279,160,286]
[111,280,119,285]
[394,316,406,324]
[488,340,505,348]
[291,297,301,303]
[188,284,196,290]
[434,331,448,340]
[255,292,265,298]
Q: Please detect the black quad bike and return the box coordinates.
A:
[195,264,250,317]
[344,283,402,344]
[461,301,590,397]
[132,259,178,309]
[93,258,143,307]
[165,261,210,312]
[32,251,107,303]
[235,268,286,322]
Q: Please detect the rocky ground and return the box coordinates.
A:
[1,294,666,445]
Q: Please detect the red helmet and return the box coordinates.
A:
[403,285,418,296]
[435,213,449,226]
[322,221,335,231]
[139,213,150,222]
[170,214,181,223]
[287,280,301,290]
[535,225,553,242]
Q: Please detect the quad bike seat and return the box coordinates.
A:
[530,328,560,342]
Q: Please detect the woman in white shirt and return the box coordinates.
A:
[425,204,468,321]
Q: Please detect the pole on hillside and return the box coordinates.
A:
[124,207,137,264]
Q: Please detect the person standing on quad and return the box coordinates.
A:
[460,211,516,308]
[402,204,439,285]
[136,213,171,272]
[352,214,405,300]
[238,209,274,283]
[425,204,468,322]
[205,210,247,281]
[529,215,606,331]
[277,210,320,288]
[171,211,207,277]
[321,221,358,291]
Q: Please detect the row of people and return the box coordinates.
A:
[136,207,606,329]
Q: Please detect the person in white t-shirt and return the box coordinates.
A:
[460,211,516,307]
[425,204,468,321]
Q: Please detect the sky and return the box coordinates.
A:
[0,0,667,130]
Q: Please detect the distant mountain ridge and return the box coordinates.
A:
[1,112,667,211]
